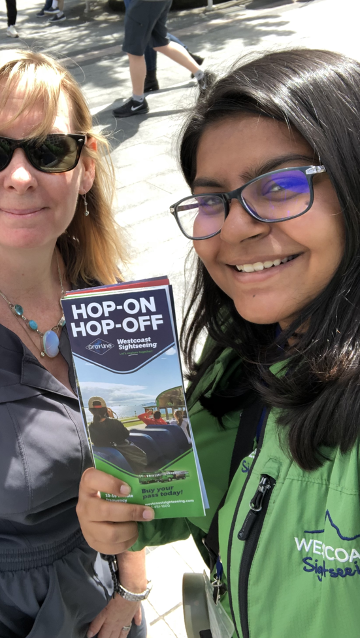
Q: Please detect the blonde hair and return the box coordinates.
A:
[0,49,126,285]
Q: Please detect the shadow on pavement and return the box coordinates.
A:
[8,0,297,100]
[94,106,187,148]
[246,0,314,6]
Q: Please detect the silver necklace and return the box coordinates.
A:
[0,250,66,358]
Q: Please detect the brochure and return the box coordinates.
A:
[62,277,208,519]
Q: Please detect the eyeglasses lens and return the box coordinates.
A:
[29,135,78,172]
[176,195,225,239]
[0,138,13,170]
[241,170,310,220]
[176,170,311,239]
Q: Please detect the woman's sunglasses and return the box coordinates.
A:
[0,133,86,174]
[170,165,327,240]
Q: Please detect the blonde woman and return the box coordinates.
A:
[0,50,147,638]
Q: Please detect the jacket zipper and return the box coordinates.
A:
[226,408,269,638]
[238,474,276,638]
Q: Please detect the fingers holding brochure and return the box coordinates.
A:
[77,468,155,553]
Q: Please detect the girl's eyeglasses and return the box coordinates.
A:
[0,134,86,174]
[170,165,326,240]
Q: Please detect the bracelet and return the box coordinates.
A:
[103,554,152,601]
[116,581,152,602]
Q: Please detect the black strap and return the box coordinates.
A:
[203,397,265,572]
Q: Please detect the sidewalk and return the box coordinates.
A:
[144,539,209,637]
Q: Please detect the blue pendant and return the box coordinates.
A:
[42,330,60,358]
[29,320,38,331]
[14,304,23,316]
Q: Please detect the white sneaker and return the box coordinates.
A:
[6,25,18,38]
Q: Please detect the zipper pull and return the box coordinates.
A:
[238,475,273,541]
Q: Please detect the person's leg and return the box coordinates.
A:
[36,0,52,15]
[5,0,16,26]
[115,0,183,117]
[144,45,157,74]
[154,41,201,75]
[168,32,187,49]
[167,33,204,69]
[128,53,147,96]
[119,1,166,100]
[123,0,158,93]
[151,2,203,77]
[5,0,18,36]
[144,45,159,92]
[48,0,66,22]
[123,0,158,91]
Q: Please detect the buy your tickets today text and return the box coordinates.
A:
[69,296,164,338]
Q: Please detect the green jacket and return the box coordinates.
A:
[133,347,360,637]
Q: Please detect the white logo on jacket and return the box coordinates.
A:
[294,537,360,581]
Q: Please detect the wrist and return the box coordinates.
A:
[104,554,151,601]
[115,580,152,602]
[118,578,148,593]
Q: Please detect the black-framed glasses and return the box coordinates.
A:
[170,165,327,240]
[0,134,86,174]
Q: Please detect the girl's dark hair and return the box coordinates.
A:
[180,49,360,471]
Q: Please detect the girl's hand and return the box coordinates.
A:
[77,467,155,554]
[87,595,142,638]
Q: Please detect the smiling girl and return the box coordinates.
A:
[77,49,360,636]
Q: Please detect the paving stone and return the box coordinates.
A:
[112,143,174,169]
[145,545,192,616]
[171,537,210,574]
[147,170,188,197]
[114,155,178,188]
[147,619,177,638]
[164,604,189,638]
[142,599,159,625]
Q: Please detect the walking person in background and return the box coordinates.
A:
[44,0,66,22]
[143,34,204,92]
[123,0,204,92]
[113,0,209,118]
[36,0,52,17]
[5,0,18,38]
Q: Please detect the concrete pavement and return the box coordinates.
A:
[1,0,359,634]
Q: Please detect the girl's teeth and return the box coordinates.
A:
[235,255,296,272]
